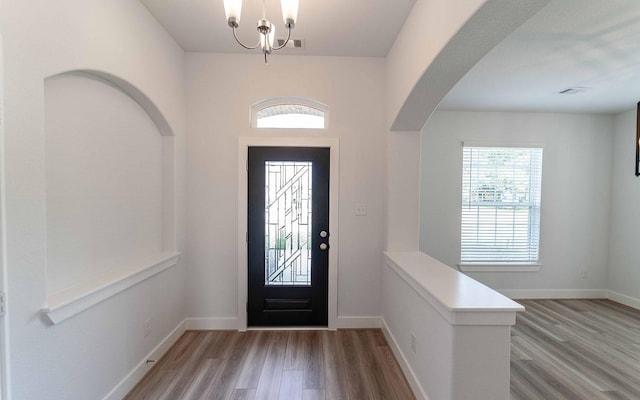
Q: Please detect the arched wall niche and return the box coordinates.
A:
[51,69,175,136]
[43,70,177,324]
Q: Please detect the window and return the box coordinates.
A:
[460,144,543,267]
[252,98,328,129]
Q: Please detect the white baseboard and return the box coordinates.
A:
[184,316,380,331]
[185,317,238,330]
[335,316,381,329]
[500,289,607,300]
[499,289,640,312]
[606,290,640,310]
[381,319,428,400]
[103,319,187,400]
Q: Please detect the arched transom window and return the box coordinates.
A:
[252,98,328,129]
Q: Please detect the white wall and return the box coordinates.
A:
[185,54,386,322]
[420,111,612,294]
[608,108,640,304]
[386,131,421,251]
[2,1,186,399]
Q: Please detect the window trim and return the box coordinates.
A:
[459,142,544,271]
[458,263,542,273]
[250,97,329,129]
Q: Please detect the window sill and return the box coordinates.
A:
[458,264,542,272]
[42,251,180,325]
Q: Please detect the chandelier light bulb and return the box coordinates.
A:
[281,0,299,28]
[224,0,242,27]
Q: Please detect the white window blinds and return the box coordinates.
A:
[461,145,543,264]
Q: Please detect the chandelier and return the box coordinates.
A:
[223,0,299,63]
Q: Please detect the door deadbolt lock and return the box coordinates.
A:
[320,230,328,238]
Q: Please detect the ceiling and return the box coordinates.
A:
[438,0,640,115]
[140,0,640,115]
[139,0,416,57]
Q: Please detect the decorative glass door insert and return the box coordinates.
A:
[264,161,312,286]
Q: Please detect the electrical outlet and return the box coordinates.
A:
[581,270,588,279]
[355,203,367,216]
[410,332,417,354]
[144,318,152,337]
[0,291,6,317]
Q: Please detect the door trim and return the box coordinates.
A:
[238,137,339,331]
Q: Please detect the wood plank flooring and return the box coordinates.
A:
[125,329,416,400]
[511,299,640,400]
[127,299,640,400]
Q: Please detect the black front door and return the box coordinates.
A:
[247,147,330,326]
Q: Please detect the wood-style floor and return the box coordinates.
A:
[511,299,640,400]
[125,329,416,400]
[127,299,640,400]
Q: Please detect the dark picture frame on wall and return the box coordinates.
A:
[636,102,640,176]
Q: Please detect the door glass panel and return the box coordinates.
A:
[265,161,312,286]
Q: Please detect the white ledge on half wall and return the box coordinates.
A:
[384,251,524,325]
[42,251,181,325]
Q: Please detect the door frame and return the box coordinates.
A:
[238,137,339,331]
[0,28,8,400]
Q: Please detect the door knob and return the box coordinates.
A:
[320,230,328,238]
[319,243,329,251]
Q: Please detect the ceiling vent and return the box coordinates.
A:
[556,87,590,95]
[277,38,305,49]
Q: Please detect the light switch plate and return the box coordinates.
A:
[355,203,367,216]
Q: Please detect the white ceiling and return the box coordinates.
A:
[439,0,640,115]
[139,0,416,57]
[140,0,640,114]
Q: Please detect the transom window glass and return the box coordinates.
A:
[460,145,543,265]
[253,98,328,129]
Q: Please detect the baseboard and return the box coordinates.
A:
[499,289,607,300]
[381,319,429,400]
[184,316,380,330]
[335,316,381,329]
[607,290,640,310]
[185,317,239,330]
[102,319,187,400]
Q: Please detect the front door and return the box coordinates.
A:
[247,147,330,326]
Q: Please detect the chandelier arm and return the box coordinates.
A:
[232,26,261,50]
[272,26,292,51]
